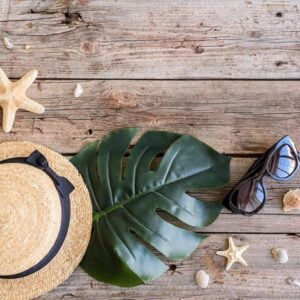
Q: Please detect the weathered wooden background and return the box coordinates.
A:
[1,0,300,299]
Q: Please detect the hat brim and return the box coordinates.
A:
[0,141,92,299]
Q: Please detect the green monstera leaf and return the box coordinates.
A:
[71,128,230,287]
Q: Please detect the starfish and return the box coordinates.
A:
[0,68,44,133]
[216,237,249,271]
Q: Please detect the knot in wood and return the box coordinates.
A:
[80,40,97,54]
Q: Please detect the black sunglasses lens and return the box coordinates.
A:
[268,144,297,179]
[231,179,266,214]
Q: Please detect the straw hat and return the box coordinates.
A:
[0,141,92,299]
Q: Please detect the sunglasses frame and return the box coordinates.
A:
[223,135,300,216]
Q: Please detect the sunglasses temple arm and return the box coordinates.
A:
[298,152,300,160]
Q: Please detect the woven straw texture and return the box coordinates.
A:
[0,141,92,300]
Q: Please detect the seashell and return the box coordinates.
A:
[286,277,300,288]
[24,45,31,50]
[3,37,14,49]
[271,248,289,264]
[74,83,83,98]
[282,189,300,212]
[195,270,209,288]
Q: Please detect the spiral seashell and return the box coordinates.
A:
[282,189,300,212]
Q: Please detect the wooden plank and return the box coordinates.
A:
[1,0,300,79]
[38,234,300,299]
[0,79,298,216]
[0,79,299,154]
[186,214,300,233]
[0,79,298,218]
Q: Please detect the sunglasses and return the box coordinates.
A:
[223,135,300,216]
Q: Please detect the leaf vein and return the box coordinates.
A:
[131,146,150,194]
[105,216,136,258]
[161,149,180,184]
[96,220,118,267]
[105,152,114,205]
[154,191,196,216]
[123,206,169,242]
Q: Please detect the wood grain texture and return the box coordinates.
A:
[0,0,300,79]
[38,234,300,299]
[1,0,300,298]
[0,79,299,154]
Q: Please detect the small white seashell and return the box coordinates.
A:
[271,248,289,264]
[283,189,300,212]
[24,44,31,50]
[195,270,210,288]
[74,83,83,98]
[3,37,14,49]
[287,277,300,288]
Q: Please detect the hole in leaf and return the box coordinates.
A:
[149,152,164,171]
[129,228,174,265]
[186,187,227,202]
[156,208,194,231]
[120,148,132,180]
[121,157,128,180]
